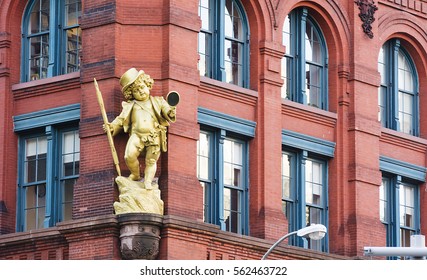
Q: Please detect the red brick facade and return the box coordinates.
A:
[0,0,426,260]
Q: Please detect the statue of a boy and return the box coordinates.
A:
[104,68,177,189]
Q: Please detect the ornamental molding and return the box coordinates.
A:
[355,0,378,38]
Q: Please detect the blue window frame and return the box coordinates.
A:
[198,0,250,88]
[378,39,419,136]
[197,107,255,235]
[282,149,328,252]
[14,104,80,232]
[197,128,249,234]
[281,130,334,252]
[380,176,420,258]
[282,8,328,109]
[17,127,79,231]
[21,0,82,82]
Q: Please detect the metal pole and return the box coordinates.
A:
[261,231,297,260]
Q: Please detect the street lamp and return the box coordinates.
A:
[261,224,327,260]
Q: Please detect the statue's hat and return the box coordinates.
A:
[120,68,145,93]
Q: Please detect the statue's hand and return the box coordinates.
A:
[103,123,114,134]
[168,107,176,118]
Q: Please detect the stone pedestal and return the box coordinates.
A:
[117,213,163,260]
[114,176,164,215]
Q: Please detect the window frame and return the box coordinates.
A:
[17,125,79,232]
[281,149,329,252]
[282,8,328,110]
[197,107,255,235]
[198,0,250,88]
[14,104,80,232]
[378,39,419,136]
[380,175,420,251]
[198,127,250,235]
[21,0,82,82]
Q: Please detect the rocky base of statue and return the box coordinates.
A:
[117,213,163,260]
[114,176,164,215]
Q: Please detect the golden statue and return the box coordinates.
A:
[95,68,178,215]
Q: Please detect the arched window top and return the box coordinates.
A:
[378,39,419,136]
[282,8,328,110]
[22,0,82,82]
[398,49,415,92]
[198,0,250,88]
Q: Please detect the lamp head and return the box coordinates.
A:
[297,224,327,240]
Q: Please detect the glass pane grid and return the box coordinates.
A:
[24,184,46,230]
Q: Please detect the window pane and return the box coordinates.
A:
[62,179,75,222]
[198,32,211,77]
[305,64,322,108]
[224,187,241,233]
[29,35,49,80]
[281,56,292,99]
[378,46,386,85]
[401,228,414,247]
[398,51,414,92]
[305,21,322,64]
[306,159,323,206]
[224,40,243,86]
[282,153,292,199]
[379,179,388,223]
[399,184,415,228]
[25,137,47,183]
[283,16,291,54]
[200,182,210,223]
[29,0,50,34]
[65,0,81,27]
[65,27,81,74]
[199,0,211,30]
[62,131,80,177]
[25,184,46,230]
[225,0,243,40]
[197,132,210,180]
[306,206,323,251]
[398,91,413,134]
[223,139,243,187]
[378,86,387,125]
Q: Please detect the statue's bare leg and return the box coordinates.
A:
[144,145,160,189]
[124,134,142,181]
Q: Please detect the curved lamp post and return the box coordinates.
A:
[261,224,327,260]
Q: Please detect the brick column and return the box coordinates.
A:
[250,40,287,240]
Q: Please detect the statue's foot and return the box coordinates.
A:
[144,181,153,190]
[128,174,141,181]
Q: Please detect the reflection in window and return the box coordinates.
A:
[282,8,328,109]
[23,0,82,82]
[197,130,248,235]
[197,131,211,222]
[378,40,418,136]
[380,175,420,258]
[19,128,79,231]
[282,151,328,252]
[198,0,249,88]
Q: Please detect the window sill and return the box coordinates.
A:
[12,72,81,100]
[380,127,427,153]
[200,76,258,98]
[12,72,80,91]
[281,99,337,128]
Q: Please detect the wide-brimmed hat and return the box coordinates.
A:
[120,68,145,93]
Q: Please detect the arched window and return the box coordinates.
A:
[282,8,328,109]
[21,0,82,82]
[198,0,250,88]
[378,39,419,136]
